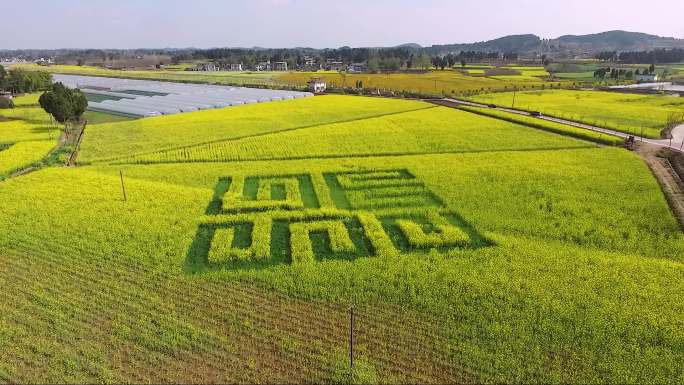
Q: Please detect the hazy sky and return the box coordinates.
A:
[2,0,683,49]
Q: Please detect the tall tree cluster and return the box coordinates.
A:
[595,48,684,64]
[0,68,52,94]
[38,83,88,125]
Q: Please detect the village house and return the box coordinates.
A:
[187,63,219,72]
[347,63,369,73]
[308,77,327,94]
[324,59,345,71]
[255,61,272,71]
[299,56,319,71]
[273,61,288,71]
[635,73,659,83]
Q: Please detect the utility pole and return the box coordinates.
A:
[349,306,355,370]
[120,170,127,202]
[512,88,517,109]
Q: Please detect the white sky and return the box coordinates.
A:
[1,0,683,49]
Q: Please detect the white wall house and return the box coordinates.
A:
[635,73,658,82]
[308,78,327,94]
[255,61,272,71]
[273,62,288,71]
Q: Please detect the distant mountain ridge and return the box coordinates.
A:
[420,30,684,57]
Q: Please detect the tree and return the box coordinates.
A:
[415,55,431,70]
[367,58,380,73]
[649,63,655,74]
[460,59,467,68]
[0,65,7,91]
[6,69,52,94]
[438,57,447,70]
[39,82,88,127]
[446,54,456,69]
[0,97,13,109]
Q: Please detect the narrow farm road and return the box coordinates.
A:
[438,98,684,153]
[671,123,684,148]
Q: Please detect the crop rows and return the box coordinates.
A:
[455,105,624,146]
[1,148,683,382]
[0,140,57,178]
[1,235,473,384]
[78,95,431,163]
[469,89,684,138]
[112,107,593,165]
[277,70,566,97]
[0,94,60,178]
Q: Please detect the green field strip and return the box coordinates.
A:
[455,105,624,146]
[88,105,438,164]
[104,103,598,165]
[468,90,684,139]
[109,144,599,166]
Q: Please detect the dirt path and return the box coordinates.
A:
[636,143,684,230]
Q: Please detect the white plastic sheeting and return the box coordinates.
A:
[54,74,314,118]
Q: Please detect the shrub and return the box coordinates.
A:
[0,97,13,109]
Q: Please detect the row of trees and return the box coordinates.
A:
[176,47,524,72]
[593,64,656,80]
[593,68,635,80]
[596,49,684,64]
[0,66,53,94]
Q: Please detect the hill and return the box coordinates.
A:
[552,30,684,52]
[420,30,684,57]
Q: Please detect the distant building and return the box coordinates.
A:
[324,59,345,71]
[34,58,54,66]
[308,77,327,94]
[273,61,288,71]
[187,63,219,72]
[347,63,369,73]
[0,91,13,100]
[228,63,243,71]
[635,73,658,83]
[255,61,272,71]
[299,56,319,71]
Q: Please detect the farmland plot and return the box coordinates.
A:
[79,95,430,163]
[1,94,683,383]
[0,94,60,177]
[113,107,594,164]
[469,89,684,138]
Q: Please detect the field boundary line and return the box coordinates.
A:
[642,154,684,231]
[108,144,599,166]
[67,120,87,166]
[86,105,438,164]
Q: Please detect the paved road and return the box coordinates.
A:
[440,98,684,153]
